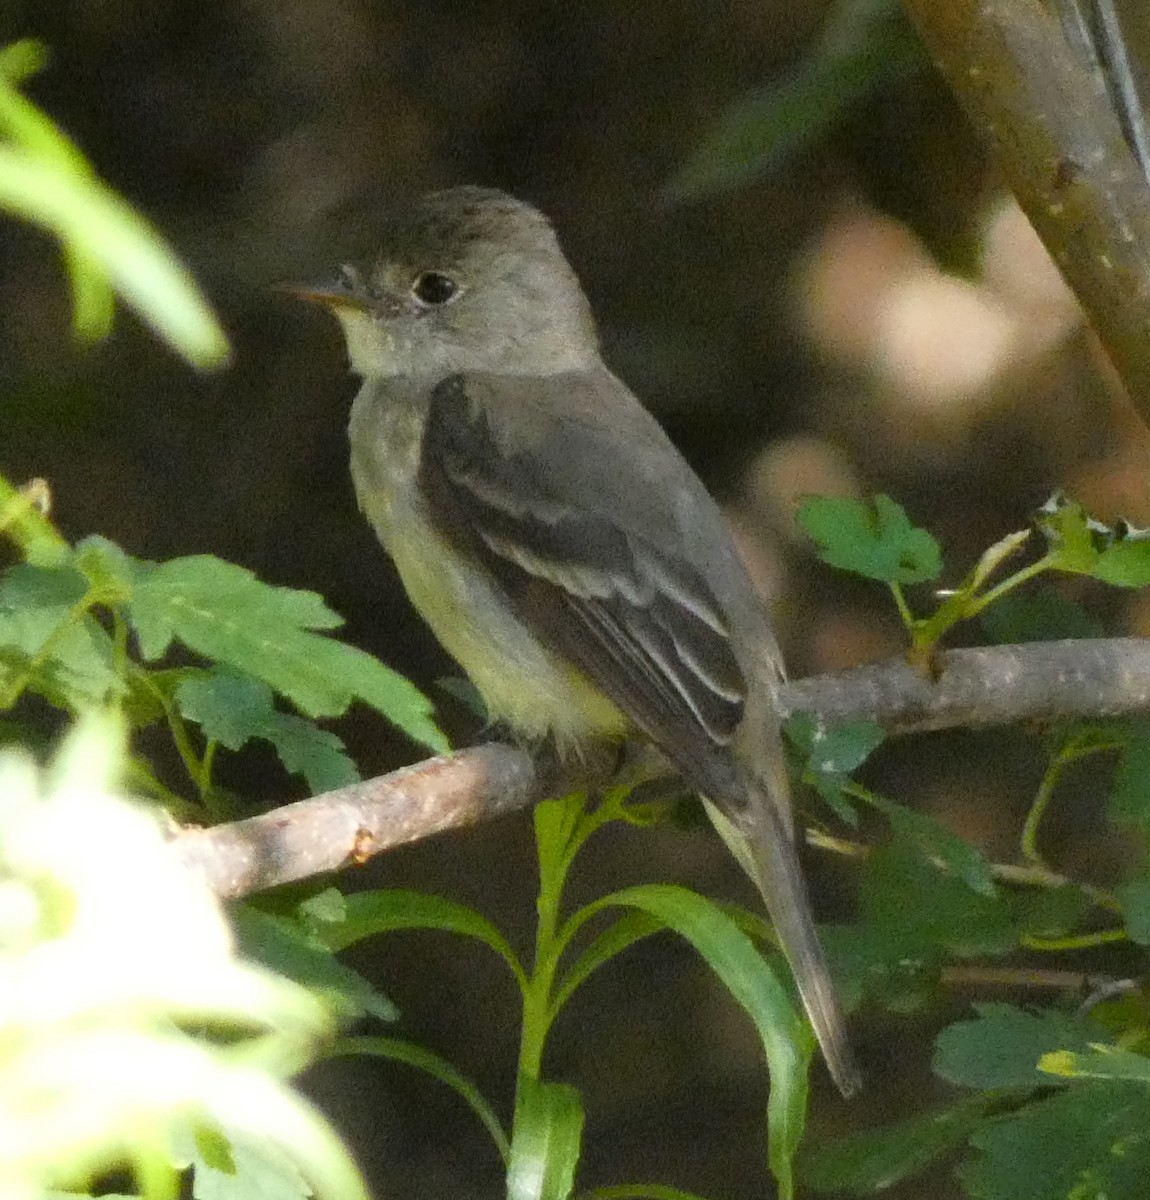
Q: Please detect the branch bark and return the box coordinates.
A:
[173,637,1150,898]
[900,0,1150,425]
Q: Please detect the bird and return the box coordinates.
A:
[292,185,860,1096]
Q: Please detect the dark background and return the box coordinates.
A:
[3,1,1148,1196]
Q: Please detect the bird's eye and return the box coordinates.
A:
[412,271,458,305]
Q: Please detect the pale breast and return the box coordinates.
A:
[349,378,629,749]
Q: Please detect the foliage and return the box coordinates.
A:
[0,39,818,1200]
[664,0,924,203]
[7,25,1150,1200]
[0,40,228,364]
[795,492,1150,1199]
[0,714,368,1200]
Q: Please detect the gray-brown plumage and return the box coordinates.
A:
[300,186,860,1096]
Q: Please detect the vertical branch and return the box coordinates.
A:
[900,0,1150,428]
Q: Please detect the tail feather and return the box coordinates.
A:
[704,794,861,1097]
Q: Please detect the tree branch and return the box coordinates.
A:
[900,0,1150,425]
[173,638,1150,898]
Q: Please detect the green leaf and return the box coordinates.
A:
[1035,494,1101,574]
[1108,722,1150,837]
[305,889,526,992]
[978,589,1103,644]
[663,2,922,202]
[332,1035,509,1164]
[263,713,358,793]
[577,884,811,1199]
[0,562,120,707]
[1119,874,1150,945]
[817,923,932,1013]
[788,716,884,824]
[127,554,445,752]
[507,1079,584,1200]
[1040,1045,1150,1083]
[861,841,1016,961]
[934,1003,1104,1089]
[0,147,229,366]
[1093,537,1150,587]
[230,904,398,1025]
[175,668,358,792]
[868,796,996,897]
[801,1095,992,1194]
[176,670,277,751]
[1012,884,1091,941]
[799,494,941,584]
[958,1080,1150,1200]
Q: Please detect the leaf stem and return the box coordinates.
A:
[889,582,916,630]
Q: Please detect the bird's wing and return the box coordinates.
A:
[418,370,747,799]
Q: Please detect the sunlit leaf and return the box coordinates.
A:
[507,1079,584,1200]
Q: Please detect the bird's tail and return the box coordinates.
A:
[703,793,862,1098]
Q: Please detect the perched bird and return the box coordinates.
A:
[294,186,859,1095]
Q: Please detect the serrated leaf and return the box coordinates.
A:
[73,534,146,603]
[306,889,526,990]
[175,669,359,792]
[934,1003,1104,1089]
[799,494,941,584]
[127,554,445,752]
[0,563,120,707]
[578,884,811,1198]
[129,555,340,662]
[958,1080,1150,1200]
[817,923,935,1013]
[230,905,398,1025]
[869,796,996,897]
[263,713,358,793]
[333,1035,509,1163]
[176,670,277,751]
[507,1079,584,1200]
[801,1095,992,1194]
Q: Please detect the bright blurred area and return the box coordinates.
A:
[2,0,1149,1197]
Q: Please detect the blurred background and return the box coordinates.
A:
[2,0,1150,1195]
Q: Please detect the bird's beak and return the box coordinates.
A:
[277,283,371,313]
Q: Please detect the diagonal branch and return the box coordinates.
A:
[173,637,1150,898]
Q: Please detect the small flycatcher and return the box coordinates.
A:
[296,186,859,1095]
